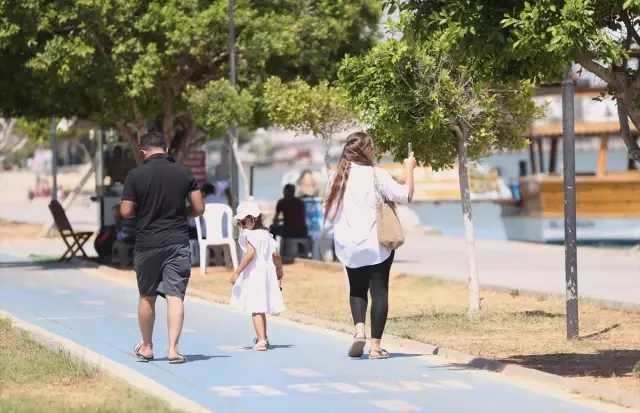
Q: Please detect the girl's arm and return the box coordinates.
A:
[272,250,284,280]
[230,242,256,284]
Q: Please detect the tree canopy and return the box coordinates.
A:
[263,77,356,168]
[263,77,355,140]
[384,0,640,155]
[339,38,541,169]
[0,0,382,163]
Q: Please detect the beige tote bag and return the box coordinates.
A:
[373,169,405,250]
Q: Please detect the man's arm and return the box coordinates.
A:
[275,200,282,220]
[187,190,205,218]
[185,170,205,218]
[120,173,136,218]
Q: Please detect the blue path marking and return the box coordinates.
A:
[0,256,623,413]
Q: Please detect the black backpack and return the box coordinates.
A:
[94,226,116,257]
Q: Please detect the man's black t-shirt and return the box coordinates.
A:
[122,153,199,250]
[276,197,308,238]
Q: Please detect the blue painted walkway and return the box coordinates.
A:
[0,252,624,413]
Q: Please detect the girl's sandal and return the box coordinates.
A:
[369,349,390,360]
[253,340,268,351]
[348,333,367,358]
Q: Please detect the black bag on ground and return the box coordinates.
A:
[94,226,116,258]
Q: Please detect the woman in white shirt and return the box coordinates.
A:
[324,132,415,359]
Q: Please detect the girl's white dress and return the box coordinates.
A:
[230,229,286,314]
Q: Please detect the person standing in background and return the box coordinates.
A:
[120,132,205,364]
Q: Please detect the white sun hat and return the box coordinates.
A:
[233,200,263,222]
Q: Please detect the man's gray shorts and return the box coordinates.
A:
[134,244,191,300]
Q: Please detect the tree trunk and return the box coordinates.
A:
[40,162,95,237]
[9,136,28,153]
[612,72,640,161]
[454,123,481,314]
[616,95,637,160]
[173,115,200,163]
[76,141,93,165]
[230,137,250,201]
[322,134,332,172]
[119,124,144,165]
[0,118,16,152]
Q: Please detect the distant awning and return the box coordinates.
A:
[524,122,640,138]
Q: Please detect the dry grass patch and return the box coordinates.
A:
[0,219,43,240]
[0,317,177,413]
[180,261,640,394]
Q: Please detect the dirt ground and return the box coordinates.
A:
[161,261,640,394]
[0,219,44,240]
[0,318,176,413]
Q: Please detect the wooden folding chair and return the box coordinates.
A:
[48,200,93,261]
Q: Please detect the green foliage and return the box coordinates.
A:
[185,80,254,139]
[0,0,382,158]
[339,39,542,169]
[383,1,640,110]
[13,119,82,143]
[263,77,356,139]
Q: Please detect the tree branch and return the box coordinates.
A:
[163,90,174,147]
[576,56,621,88]
[174,116,199,162]
[119,123,144,165]
[622,10,640,48]
[130,99,148,135]
[0,118,16,152]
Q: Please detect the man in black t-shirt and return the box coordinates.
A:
[271,184,308,239]
[120,132,205,364]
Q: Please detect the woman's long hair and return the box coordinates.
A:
[324,132,374,221]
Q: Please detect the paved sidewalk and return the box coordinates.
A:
[0,251,628,413]
[395,232,640,304]
[6,231,640,306]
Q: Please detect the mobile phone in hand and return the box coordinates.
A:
[408,142,412,157]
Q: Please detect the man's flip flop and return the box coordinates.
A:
[169,354,187,364]
[348,335,366,358]
[134,343,154,362]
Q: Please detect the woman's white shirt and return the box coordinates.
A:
[325,163,410,269]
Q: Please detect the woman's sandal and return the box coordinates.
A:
[133,342,154,362]
[369,349,390,360]
[253,340,268,351]
[253,337,270,347]
[347,333,367,358]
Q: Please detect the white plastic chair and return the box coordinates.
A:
[195,203,238,274]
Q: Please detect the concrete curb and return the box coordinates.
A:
[87,263,640,410]
[296,258,640,313]
[0,310,213,413]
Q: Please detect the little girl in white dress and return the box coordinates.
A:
[230,201,286,351]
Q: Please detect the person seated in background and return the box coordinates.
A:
[214,179,232,207]
[297,170,320,198]
[270,184,308,239]
[95,204,135,260]
[188,182,228,240]
[114,204,136,244]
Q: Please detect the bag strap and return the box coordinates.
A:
[372,167,388,203]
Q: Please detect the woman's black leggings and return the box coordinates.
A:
[345,251,395,340]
